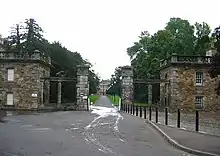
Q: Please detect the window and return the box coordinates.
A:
[195,72,203,86]
[6,93,13,105]
[195,96,203,106]
[7,69,14,81]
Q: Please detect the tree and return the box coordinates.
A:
[23,18,45,55]
[194,22,211,55]
[7,24,24,52]
[165,17,195,55]
[209,26,220,95]
[107,66,123,96]
[89,70,100,94]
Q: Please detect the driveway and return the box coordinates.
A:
[0,96,195,156]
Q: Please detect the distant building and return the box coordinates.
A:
[98,80,111,95]
[0,50,51,109]
[160,49,220,112]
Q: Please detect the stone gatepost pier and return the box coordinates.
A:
[57,81,62,107]
[76,65,90,111]
[121,66,133,106]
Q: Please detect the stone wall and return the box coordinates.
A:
[160,66,172,107]
[160,66,220,112]
[0,62,50,109]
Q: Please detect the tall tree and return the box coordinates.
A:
[23,18,45,55]
[7,24,24,52]
[194,22,211,55]
[107,66,122,96]
[209,26,220,95]
[165,17,195,55]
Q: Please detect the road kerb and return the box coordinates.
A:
[145,120,219,156]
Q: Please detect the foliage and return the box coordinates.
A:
[106,66,123,96]
[89,70,100,94]
[126,17,213,103]
[7,24,24,52]
[209,26,220,95]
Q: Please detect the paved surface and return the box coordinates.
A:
[0,96,195,156]
[156,124,220,155]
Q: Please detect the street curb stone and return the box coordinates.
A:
[145,120,219,156]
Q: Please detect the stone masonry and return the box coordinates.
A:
[121,66,133,105]
[160,53,220,112]
[76,65,89,111]
[0,51,51,109]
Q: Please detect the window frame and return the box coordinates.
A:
[7,68,14,81]
[195,72,203,86]
[195,96,203,107]
[6,93,14,106]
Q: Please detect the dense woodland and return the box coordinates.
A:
[108,17,220,103]
[1,18,100,103]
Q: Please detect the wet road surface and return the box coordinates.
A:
[0,96,196,156]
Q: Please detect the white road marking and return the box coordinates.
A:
[83,105,123,156]
[28,128,50,132]
[21,125,33,128]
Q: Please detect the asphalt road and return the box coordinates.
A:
[0,96,195,156]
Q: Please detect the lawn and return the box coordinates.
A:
[89,95,100,104]
[108,95,121,106]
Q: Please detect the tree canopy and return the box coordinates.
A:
[124,17,219,102]
[127,17,212,80]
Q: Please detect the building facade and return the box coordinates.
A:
[160,50,220,112]
[98,80,111,95]
[0,50,51,109]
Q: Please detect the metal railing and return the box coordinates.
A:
[121,104,220,134]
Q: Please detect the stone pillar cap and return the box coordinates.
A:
[77,64,90,68]
[34,50,40,53]
[172,53,177,56]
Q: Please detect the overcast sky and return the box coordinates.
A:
[0,0,219,79]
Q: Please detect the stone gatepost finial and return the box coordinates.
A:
[121,66,133,106]
[33,50,41,59]
[76,64,90,111]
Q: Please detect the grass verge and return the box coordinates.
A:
[89,95,100,104]
[108,95,121,107]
